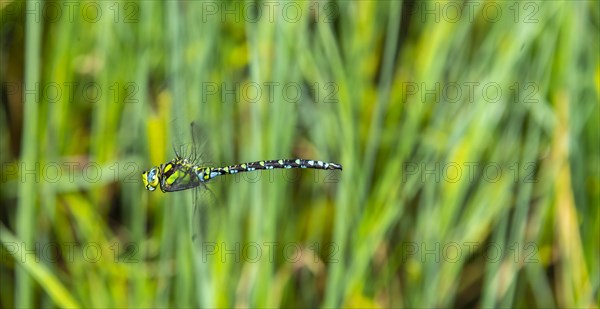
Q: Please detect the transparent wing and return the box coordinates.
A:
[191,183,218,308]
[167,119,211,165]
[189,121,215,167]
[191,184,218,244]
[164,120,219,242]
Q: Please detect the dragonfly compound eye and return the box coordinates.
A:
[142,167,160,191]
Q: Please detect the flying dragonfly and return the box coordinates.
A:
[142,156,342,192]
[141,123,342,241]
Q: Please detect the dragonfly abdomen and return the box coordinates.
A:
[205,159,342,181]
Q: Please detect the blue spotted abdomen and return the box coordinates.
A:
[207,159,342,180]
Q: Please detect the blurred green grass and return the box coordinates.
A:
[1,0,599,308]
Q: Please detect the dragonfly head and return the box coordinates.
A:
[142,166,160,191]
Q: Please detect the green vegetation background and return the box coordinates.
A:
[1,0,598,308]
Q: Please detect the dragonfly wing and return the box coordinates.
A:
[189,121,215,167]
[191,184,218,243]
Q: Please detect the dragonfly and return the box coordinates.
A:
[142,155,342,192]
[141,123,342,241]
